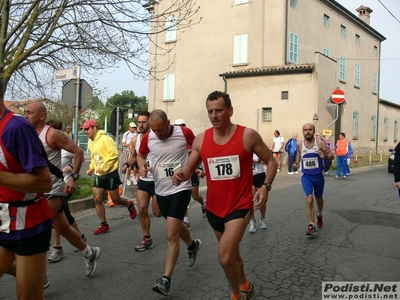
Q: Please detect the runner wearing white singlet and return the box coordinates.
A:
[137,109,202,296]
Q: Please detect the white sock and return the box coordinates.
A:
[183,217,189,223]
[82,245,93,258]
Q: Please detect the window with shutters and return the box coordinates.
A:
[353,111,359,140]
[163,74,175,101]
[339,57,346,82]
[289,33,298,63]
[165,15,177,43]
[233,34,248,65]
[372,72,378,94]
[371,115,377,141]
[354,63,360,87]
[384,117,389,141]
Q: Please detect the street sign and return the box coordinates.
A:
[55,66,78,81]
[110,107,124,137]
[331,89,345,105]
[323,129,332,136]
[62,79,93,110]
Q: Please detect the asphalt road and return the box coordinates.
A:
[2,164,400,300]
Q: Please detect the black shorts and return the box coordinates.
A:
[253,173,266,188]
[206,209,251,233]
[64,205,75,225]
[94,173,122,191]
[137,179,155,197]
[45,195,69,214]
[156,190,191,220]
[191,173,199,187]
[0,227,51,256]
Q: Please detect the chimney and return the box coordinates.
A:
[356,5,373,25]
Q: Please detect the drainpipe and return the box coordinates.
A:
[284,0,289,64]
[375,41,382,154]
[222,76,227,93]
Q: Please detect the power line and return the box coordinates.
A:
[378,0,400,23]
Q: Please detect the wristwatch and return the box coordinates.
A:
[71,173,80,180]
[262,183,272,191]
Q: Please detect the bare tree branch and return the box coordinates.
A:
[0,0,201,100]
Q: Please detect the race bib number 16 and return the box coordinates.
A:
[157,161,181,179]
[207,155,240,181]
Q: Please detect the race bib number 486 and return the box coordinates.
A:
[207,155,240,181]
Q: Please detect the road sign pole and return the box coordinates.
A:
[74,66,81,144]
[116,107,120,145]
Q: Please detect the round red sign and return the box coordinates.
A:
[331,89,345,105]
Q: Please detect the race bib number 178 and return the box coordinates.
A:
[207,155,240,181]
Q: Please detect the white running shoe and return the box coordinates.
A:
[249,219,257,233]
[260,219,267,229]
[132,175,138,185]
[48,247,64,262]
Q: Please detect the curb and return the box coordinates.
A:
[69,196,95,214]
[68,186,208,214]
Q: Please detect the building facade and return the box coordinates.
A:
[145,0,397,153]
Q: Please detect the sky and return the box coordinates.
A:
[95,0,400,104]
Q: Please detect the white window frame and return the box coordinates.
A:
[163,74,175,101]
[165,15,177,43]
[233,34,248,65]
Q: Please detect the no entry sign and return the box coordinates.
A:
[331,89,345,105]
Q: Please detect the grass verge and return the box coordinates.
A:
[69,178,93,201]
[331,153,389,170]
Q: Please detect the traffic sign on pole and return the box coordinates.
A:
[331,89,345,105]
[62,79,93,110]
[55,66,79,81]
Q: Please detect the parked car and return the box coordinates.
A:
[388,149,395,173]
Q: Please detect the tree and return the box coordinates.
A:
[0,1,200,100]
[106,90,148,130]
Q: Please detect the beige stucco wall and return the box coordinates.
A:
[146,0,395,153]
[378,102,400,152]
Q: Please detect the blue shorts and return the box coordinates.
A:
[301,173,325,198]
[137,179,155,197]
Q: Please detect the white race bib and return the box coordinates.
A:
[303,157,319,169]
[157,161,181,179]
[0,203,11,233]
[207,155,240,181]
